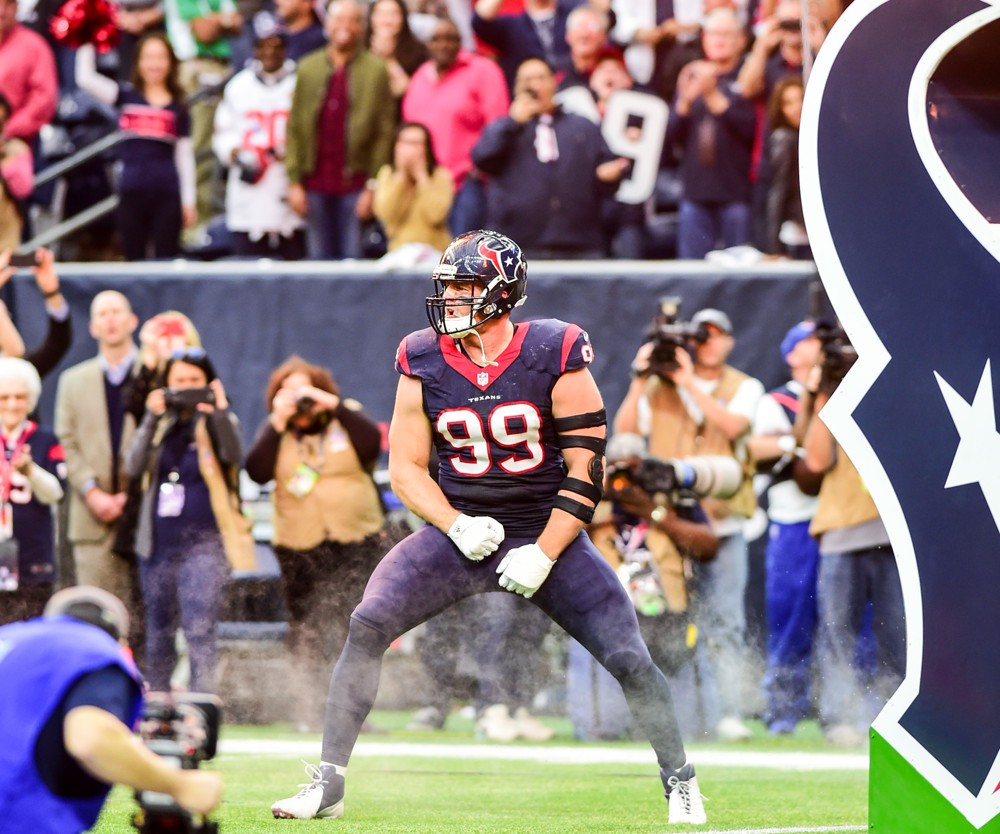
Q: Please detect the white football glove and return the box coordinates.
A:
[447,513,505,561]
[496,543,553,598]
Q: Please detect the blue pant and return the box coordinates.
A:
[305,190,363,260]
[677,199,751,259]
[762,520,819,729]
[448,176,486,238]
[321,527,687,771]
[691,531,748,729]
[816,546,906,730]
[139,538,229,692]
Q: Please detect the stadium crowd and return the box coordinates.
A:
[1,0,847,261]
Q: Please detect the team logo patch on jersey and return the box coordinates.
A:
[800,0,1000,828]
[477,371,489,386]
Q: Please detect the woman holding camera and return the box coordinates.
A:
[125,348,242,693]
[245,356,384,731]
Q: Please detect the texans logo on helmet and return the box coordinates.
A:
[801,0,1000,828]
[477,239,507,280]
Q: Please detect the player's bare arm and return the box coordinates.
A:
[387,374,460,531]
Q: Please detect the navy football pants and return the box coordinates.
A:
[321,526,687,771]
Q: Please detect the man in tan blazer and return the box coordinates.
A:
[55,290,139,607]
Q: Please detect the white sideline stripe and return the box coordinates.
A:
[697,827,865,834]
[219,739,867,771]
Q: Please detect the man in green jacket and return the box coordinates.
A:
[286,0,397,259]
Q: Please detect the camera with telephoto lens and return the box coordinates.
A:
[132,693,222,834]
[815,320,858,393]
[643,297,708,380]
[164,387,216,411]
[606,454,743,505]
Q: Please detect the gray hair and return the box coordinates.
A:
[566,4,610,33]
[0,357,42,411]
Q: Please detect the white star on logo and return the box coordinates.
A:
[505,256,513,266]
[935,360,1000,533]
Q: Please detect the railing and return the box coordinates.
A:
[15,130,127,256]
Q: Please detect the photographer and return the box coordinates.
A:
[578,434,722,736]
[793,325,905,747]
[125,348,242,695]
[0,585,222,833]
[244,356,384,731]
[614,306,763,741]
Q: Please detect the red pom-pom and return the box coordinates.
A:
[50,0,120,52]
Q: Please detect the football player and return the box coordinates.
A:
[270,230,707,825]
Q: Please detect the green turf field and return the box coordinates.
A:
[92,712,868,833]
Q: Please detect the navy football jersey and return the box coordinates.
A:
[395,319,596,536]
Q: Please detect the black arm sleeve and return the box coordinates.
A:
[244,419,282,484]
[24,313,72,379]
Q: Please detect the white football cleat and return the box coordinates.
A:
[663,762,707,825]
[272,762,345,820]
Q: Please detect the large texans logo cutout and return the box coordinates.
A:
[801,0,1000,826]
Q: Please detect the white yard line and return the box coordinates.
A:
[219,739,867,772]
[697,828,866,834]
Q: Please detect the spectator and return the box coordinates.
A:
[610,0,698,100]
[0,93,31,251]
[373,122,453,252]
[365,0,427,102]
[161,0,243,228]
[212,14,305,260]
[401,16,508,235]
[665,7,755,259]
[115,0,168,82]
[124,347,241,694]
[738,0,826,102]
[0,0,57,146]
[274,0,326,61]
[556,4,611,90]
[0,249,72,379]
[794,336,905,747]
[764,74,808,257]
[125,310,202,423]
[472,57,628,259]
[587,51,648,258]
[471,0,574,91]
[244,356,384,731]
[75,37,196,261]
[0,586,222,831]
[285,0,396,259]
[0,357,64,625]
[614,307,764,741]
[747,321,821,734]
[54,291,143,645]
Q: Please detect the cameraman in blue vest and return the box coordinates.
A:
[0,586,222,833]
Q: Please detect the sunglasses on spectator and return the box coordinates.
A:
[777,19,801,31]
[170,347,208,361]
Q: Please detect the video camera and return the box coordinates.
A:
[815,320,857,393]
[164,387,216,412]
[643,297,708,379]
[606,454,743,505]
[133,693,222,834]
